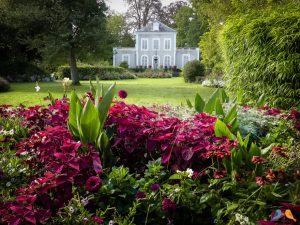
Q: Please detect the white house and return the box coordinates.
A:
[113,20,200,69]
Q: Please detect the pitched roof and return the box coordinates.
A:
[137,20,176,33]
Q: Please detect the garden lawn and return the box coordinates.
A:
[0,78,216,106]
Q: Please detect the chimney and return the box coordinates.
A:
[153,22,159,31]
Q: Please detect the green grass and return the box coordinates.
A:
[0,78,216,106]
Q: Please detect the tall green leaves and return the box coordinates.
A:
[68,82,116,167]
[220,8,300,109]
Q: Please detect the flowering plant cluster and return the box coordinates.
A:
[0,87,299,225]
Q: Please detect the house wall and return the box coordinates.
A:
[176,48,200,69]
[113,48,136,68]
[135,32,177,68]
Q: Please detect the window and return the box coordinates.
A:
[164,55,171,67]
[141,55,148,67]
[122,54,130,64]
[141,38,148,50]
[153,39,160,50]
[182,54,190,66]
[164,39,171,50]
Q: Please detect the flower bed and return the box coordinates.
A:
[0,88,299,225]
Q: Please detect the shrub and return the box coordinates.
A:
[56,65,136,80]
[136,69,173,78]
[182,60,205,82]
[0,77,10,92]
[119,61,129,69]
[220,8,300,109]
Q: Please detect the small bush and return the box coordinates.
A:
[56,65,136,80]
[136,69,173,78]
[0,77,10,92]
[182,60,205,83]
[119,61,129,69]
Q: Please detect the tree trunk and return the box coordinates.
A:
[69,46,80,85]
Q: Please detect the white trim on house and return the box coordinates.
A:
[136,33,139,66]
[196,48,200,60]
[152,38,160,50]
[164,38,172,51]
[141,38,148,51]
[122,54,130,65]
[152,55,160,68]
[182,54,190,67]
[164,55,171,67]
[141,55,148,67]
[173,33,177,65]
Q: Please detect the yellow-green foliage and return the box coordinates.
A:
[199,25,224,76]
[220,8,300,109]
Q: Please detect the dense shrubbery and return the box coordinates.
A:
[136,69,173,78]
[220,9,300,109]
[0,85,300,224]
[0,77,10,92]
[0,61,50,82]
[57,65,136,80]
[119,61,129,69]
[182,60,205,83]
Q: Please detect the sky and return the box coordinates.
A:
[107,0,187,13]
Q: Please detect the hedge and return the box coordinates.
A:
[57,66,136,80]
[220,8,300,109]
[182,60,205,83]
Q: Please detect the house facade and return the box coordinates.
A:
[113,21,199,69]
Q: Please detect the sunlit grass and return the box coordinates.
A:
[0,78,216,106]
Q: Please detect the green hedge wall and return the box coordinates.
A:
[57,66,136,80]
[220,9,300,109]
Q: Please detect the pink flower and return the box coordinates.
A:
[162,198,176,213]
[291,110,300,120]
[92,216,104,224]
[118,90,128,99]
[213,170,226,179]
[255,176,267,186]
[136,191,146,199]
[85,176,102,192]
[251,156,267,165]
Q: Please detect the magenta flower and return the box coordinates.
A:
[213,170,226,179]
[85,176,102,192]
[118,90,128,99]
[162,198,176,213]
[251,156,267,165]
[255,176,267,186]
[291,109,300,120]
[135,191,146,199]
[150,183,160,192]
[92,216,104,224]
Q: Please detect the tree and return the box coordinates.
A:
[175,6,208,47]
[159,1,187,28]
[42,0,108,85]
[125,0,162,30]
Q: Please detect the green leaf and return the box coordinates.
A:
[195,93,205,112]
[98,132,112,168]
[271,192,282,198]
[229,117,239,133]
[214,119,236,140]
[169,174,181,180]
[98,83,116,128]
[204,88,220,114]
[80,99,100,144]
[237,89,243,104]
[48,91,56,106]
[219,89,229,103]
[215,98,225,116]
[224,104,237,124]
[237,132,244,145]
[200,192,214,204]
[249,142,260,158]
[257,93,266,107]
[90,79,96,97]
[186,98,193,108]
[227,203,239,212]
[68,90,80,138]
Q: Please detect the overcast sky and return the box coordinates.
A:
[106,0,188,13]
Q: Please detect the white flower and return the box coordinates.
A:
[176,170,182,173]
[235,213,250,225]
[9,129,14,135]
[69,206,74,213]
[109,220,115,225]
[6,182,11,187]
[186,168,194,178]
[63,77,70,82]
[35,85,41,92]
[81,198,89,206]
[174,188,180,193]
